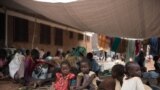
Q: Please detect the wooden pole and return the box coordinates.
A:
[5,8,8,48]
[31,17,37,49]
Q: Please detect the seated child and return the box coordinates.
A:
[98,64,125,90]
[0,58,7,79]
[24,49,39,85]
[98,77,115,90]
[76,60,97,90]
[51,60,75,90]
[31,60,60,88]
[112,64,125,90]
[121,62,151,90]
[143,55,159,85]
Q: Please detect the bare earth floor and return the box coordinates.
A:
[0,80,50,90]
[0,80,22,90]
[0,79,159,90]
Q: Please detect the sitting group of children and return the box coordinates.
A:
[1,48,159,90]
[0,48,100,90]
[52,59,98,90]
[99,62,152,90]
[53,58,157,90]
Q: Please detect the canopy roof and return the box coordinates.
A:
[1,0,160,38]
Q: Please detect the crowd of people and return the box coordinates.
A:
[0,47,160,90]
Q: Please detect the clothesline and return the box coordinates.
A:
[96,34,160,61]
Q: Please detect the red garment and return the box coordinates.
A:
[135,40,141,55]
[54,73,75,90]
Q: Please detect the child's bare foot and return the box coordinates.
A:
[33,80,42,88]
[33,82,38,89]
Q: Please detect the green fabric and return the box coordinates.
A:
[71,46,86,56]
[111,37,121,52]
[125,40,135,62]
[99,70,112,77]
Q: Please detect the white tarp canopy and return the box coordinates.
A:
[1,0,160,39]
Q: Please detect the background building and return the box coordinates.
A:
[0,10,92,55]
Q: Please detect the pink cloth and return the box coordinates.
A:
[54,73,75,90]
[24,56,36,83]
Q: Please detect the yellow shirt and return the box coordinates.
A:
[78,71,97,90]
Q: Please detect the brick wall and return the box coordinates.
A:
[7,16,92,55]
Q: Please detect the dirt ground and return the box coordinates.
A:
[0,79,159,90]
[0,80,22,90]
[0,80,50,90]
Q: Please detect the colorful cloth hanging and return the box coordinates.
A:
[111,37,121,52]
[71,46,86,57]
[142,39,149,55]
[117,39,128,53]
[126,40,135,62]
[149,37,158,57]
[98,35,110,51]
[135,40,141,56]
[91,34,99,51]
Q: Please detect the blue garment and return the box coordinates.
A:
[70,79,76,86]
[90,59,100,72]
[143,71,159,79]
[149,37,158,56]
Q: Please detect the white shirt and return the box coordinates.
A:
[121,77,145,90]
[115,79,121,90]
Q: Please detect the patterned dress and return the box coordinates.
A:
[54,73,75,90]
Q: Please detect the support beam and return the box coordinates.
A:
[31,17,37,49]
[0,8,5,13]
[5,9,8,48]
[5,9,84,34]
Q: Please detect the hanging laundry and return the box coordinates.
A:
[135,40,141,56]
[110,37,114,49]
[117,39,128,53]
[149,37,158,57]
[126,40,135,62]
[111,37,121,52]
[142,39,149,55]
[106,36,111,51]
[91,34,99,51]
[98,34,110,51]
